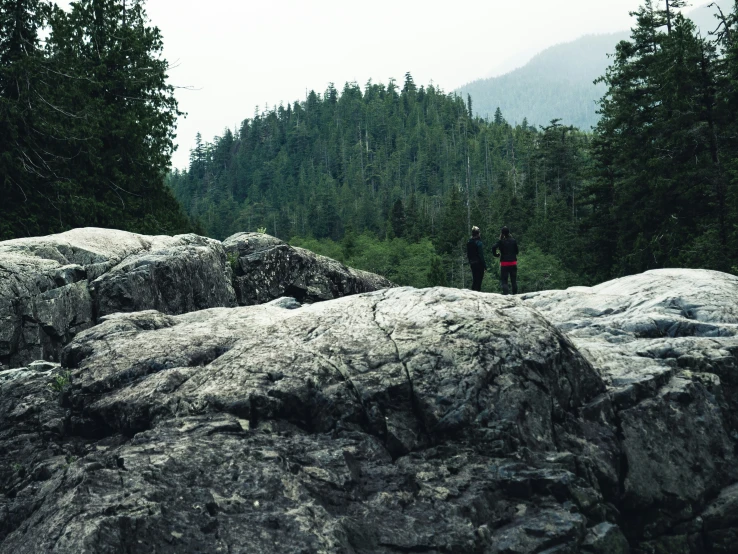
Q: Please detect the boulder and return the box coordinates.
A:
[223,232,394,305]
[0,229,237,368]
[0,229,391,369]
[701,483,738,553]
[523,268,738,545]
[2,263,738,553]
[1,287,612,553]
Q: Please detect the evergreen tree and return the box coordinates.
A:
[45,0,187,234]
[427,256,447,287]
[0,0,189,238]
[494,107,505,125]
[0,0,50,238]
[390,198,406,238]
[588,2,732,273]
[438,185,465,255]
[405,194,421,242]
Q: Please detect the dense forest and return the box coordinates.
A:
[3,0,738,294]
[170,0,738,291]
[0,0,191,239]
[169,79,589,292]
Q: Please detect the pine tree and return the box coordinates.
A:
[46,0,187,234]
[1,0,189,238]
[494,107,505,125]
[0,0,50,238]
[589,3,727,274]
[438,185,465,255]
[390,198,406,238]
[405,194,421,242]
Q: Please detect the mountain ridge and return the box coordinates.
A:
[457,1,730,129]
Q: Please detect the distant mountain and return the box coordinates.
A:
[456,1,730,131]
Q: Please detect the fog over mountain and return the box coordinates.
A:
[457,1,730,130]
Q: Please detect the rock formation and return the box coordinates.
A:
[0,229,392,369]
[223,232,394,305]
[522,269,738,552]
[1,231,737,554]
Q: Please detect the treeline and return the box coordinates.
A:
[172,0,738,289]
[587,0,738,280]
[169,75,591,291]
[0,0,190,240]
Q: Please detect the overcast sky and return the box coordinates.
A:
[57,0,696,168]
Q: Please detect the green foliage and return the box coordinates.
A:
[0,0,191,239]
[292,234,438,289]
[226,251,239,272]
[514,246,574,293]
[48,370,71,393]
[291,236,344,262]
[586,1,738,275]
[427,256,448,287]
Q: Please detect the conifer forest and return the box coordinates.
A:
[0,0,191,239]
[4,0,738,292]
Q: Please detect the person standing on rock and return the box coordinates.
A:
[467,226,488,292]
[492,226,519,295]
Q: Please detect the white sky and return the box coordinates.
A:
[55,1,694,169]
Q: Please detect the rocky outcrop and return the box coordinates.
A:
[523,269,738,552]
[0,229,237,368]
[0,229,392,368]
[1,264,737,553]
[2,288,612,553]
[223,232,394,305]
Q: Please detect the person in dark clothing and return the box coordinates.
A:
[467,226,488,292]
[491,226,519,295]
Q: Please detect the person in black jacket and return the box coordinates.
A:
[492,226,519,295]
[466,226,488,292]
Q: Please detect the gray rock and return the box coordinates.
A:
[1,229,389,369]
[701,483,738,553]
[581,522,630,553]
[0,229,236,368]
[2,265,738,553]
[523,268,738,546]
[91,233,237,318]
[1,287,611,553]
[223,232,394,305]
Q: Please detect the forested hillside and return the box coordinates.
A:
[171,0,738,291]
[455,0,730,130]
[168,77,592,292]
[0,0,191,239]
[456,33,625,130]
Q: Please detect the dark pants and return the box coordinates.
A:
[501,265,517,295]
[470,263,485,291]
